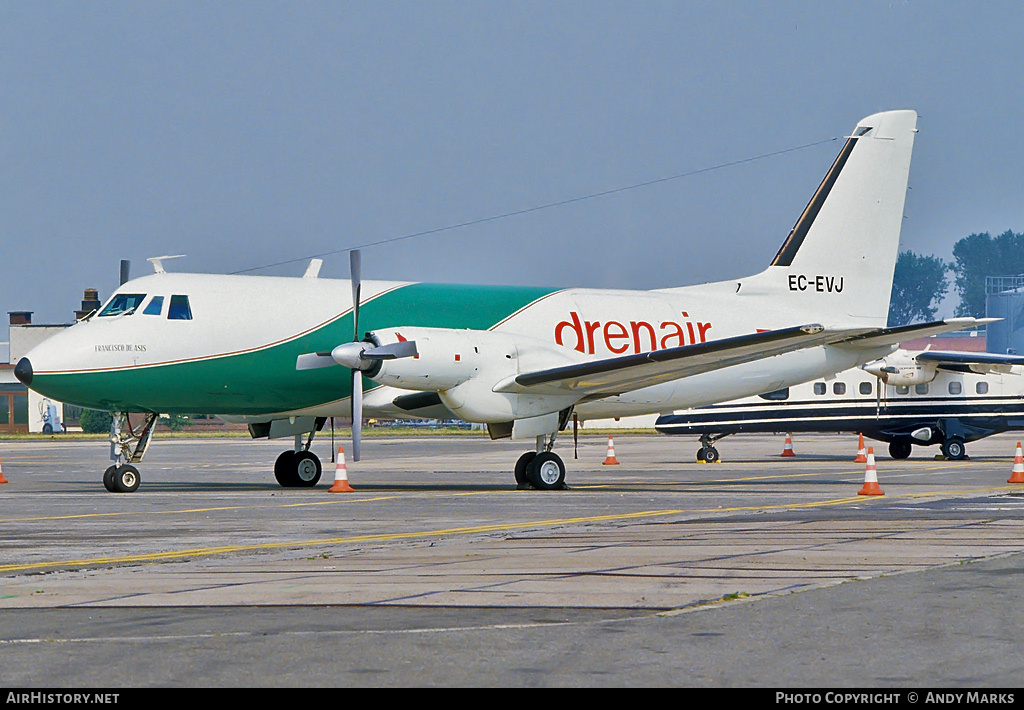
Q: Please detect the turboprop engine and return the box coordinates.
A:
[354,327,582,423]
[861,351,938,385]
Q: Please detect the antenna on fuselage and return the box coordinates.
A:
[119,260,131,285]
[147,255,187,274]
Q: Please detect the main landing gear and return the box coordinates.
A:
[104,412,157,493]
[514,433,567,490]
[274,428,324,487]
[696,433,728,463]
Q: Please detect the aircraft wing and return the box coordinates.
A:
[500,318,994,399]
[499,324,838,397]
[915,350,1024,375]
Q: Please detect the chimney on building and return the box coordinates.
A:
[9,311,32,326]
[76,289,101,321]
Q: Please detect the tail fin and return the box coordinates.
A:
[744,110,917,328]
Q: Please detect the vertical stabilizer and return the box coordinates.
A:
[744,110,917,328]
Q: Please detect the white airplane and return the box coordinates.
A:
[14,109,988,492]
[655,348,1024,462]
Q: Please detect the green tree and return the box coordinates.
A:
[159,413,193,431]
[887,250,950,326]
[951,230,1024,317]
[79,409,111,434]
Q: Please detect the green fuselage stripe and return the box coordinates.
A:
[32,283,559,414]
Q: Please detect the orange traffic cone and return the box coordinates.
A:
[0,457,7,484]
[781,434,796,457]
[858,447,884,496]
[602,435,620,465]
[328,446,355,492]
[1008,442,1024,483]
[854,434,868,463]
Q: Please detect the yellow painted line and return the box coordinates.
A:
[0,509,678,573]
[3,482,1021,574]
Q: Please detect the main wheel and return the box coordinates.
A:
[941,437,967,460]
[514,452,536,487]
[527,452,566,490]
[111,464,141,493]
[274,450,298,486]
[888,440,912,460]
[293,451,322,487]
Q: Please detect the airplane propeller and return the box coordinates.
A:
[294,250,418,461]
[862,361,896,418]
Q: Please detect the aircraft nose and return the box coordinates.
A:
[14,357,33,386]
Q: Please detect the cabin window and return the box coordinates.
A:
[949,382,963,395]
[915,384,929,395]
[813,383,826,395]
[167,295,193,320]
[759,388,789,401]
[143,296,164,316]
[896,385,910,395]
[859,382,873,395]
[833,382,846,395]
[98,293,146,317]
[976,382,989,395]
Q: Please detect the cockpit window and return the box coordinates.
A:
[143,296,164,316]
[167,295,193,320]
[98,294,146,317]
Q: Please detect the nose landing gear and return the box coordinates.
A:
[102,412,157,493]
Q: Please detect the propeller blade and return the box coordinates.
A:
[351,369,362,461]
[350,250,361,341]
[876,377,881,418]
[362,340,418,361]
[296,352,338,370]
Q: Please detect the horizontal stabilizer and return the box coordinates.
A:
[831,318,997,350]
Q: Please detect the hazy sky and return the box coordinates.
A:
[2,1,1022,335]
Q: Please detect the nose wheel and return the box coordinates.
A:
[103,464,141,493]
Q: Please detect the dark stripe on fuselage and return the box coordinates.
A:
[655,398,1024,443]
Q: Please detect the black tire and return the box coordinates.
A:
[42,424,53,435]
[293,451,322,487]
[889,441,912,460]
[514,452,536,487]
[274,450,297,487]
[702,446,720,464]
[111,464,141,493]
[527,452,566,490]
[942,437,967,460]
[696,448,706,462]
[103,465,118,492]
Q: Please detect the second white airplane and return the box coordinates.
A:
[16,109,985,492]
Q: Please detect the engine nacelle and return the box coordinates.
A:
[862,352,938,385]
[364,327,581,422]
[364,327,494,392]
